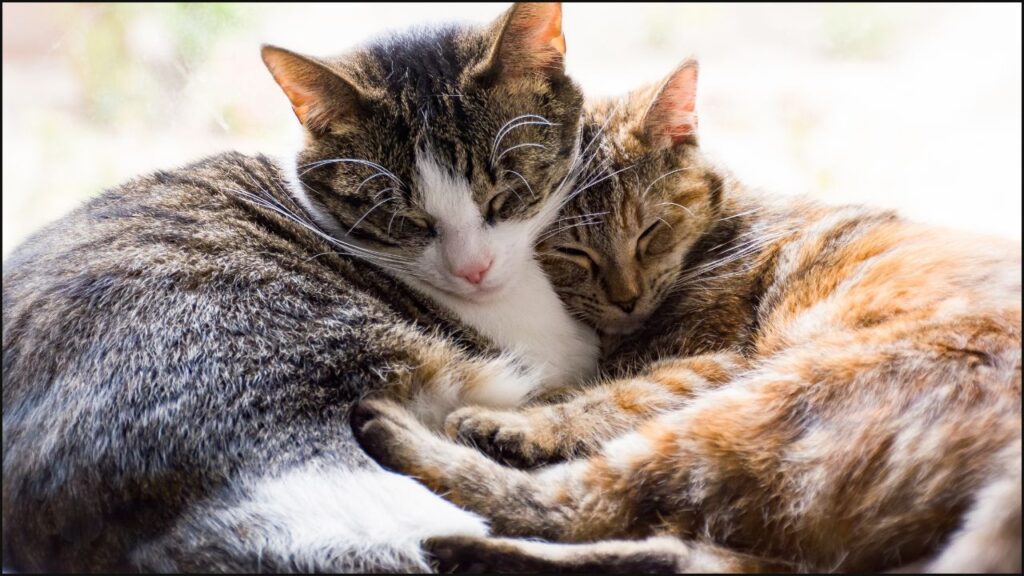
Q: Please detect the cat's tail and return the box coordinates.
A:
[923,437,1022,574]
[130,464,490,573]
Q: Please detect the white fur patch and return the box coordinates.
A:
[416,152,480,235]
[406,152,599,392]
[603,432,655,472]
[412,257,599,392]
[285,149,598,405]
[279,153,348,239]
[926,439,1022,573]
[407,353,542,429]
[239,465,489,571]
[410,152,515,298]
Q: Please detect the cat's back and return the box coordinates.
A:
[1,150,455,441]
[757,205,1022,352]
[3,151,319,315]
[1,152,462,570]
[4,152,360,393]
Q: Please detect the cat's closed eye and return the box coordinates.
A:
[552,245,598,270]
[485,185,531,224]
[405,214,438,238]
[485,190,511,224]
[638,220,673,258]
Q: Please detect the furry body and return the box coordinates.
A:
[354,64,1023,573]
[3,4,599,571]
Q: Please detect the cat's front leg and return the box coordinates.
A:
[351,397,643,541]
[445,351,747,467]
[378,329,545,430]
[424,535,789,574]
[353,396,729,543]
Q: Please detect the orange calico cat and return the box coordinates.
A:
[353,61,1022,572]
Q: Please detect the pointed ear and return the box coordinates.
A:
[261,45,364,135]
[640,60,700,148]
[476,2,567,82]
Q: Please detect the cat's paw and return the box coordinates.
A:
[351,399,432,474]
[444,407,565,469]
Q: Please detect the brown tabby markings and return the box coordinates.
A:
[3,3,590,572]
[354,61,1022,572]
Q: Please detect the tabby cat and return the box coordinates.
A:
[2,3,600,572]
[353,60,1023,572]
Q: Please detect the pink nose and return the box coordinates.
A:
[455,257,493,285]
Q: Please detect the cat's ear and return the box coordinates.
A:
[261,45,364,135]
[475,2,567,82]
[640,59,700,148]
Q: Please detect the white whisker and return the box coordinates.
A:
[546,105,623,215]
[502,169,536,198]
[302,250,340,263]
[491,114,554,162]
[494,142,546,165]
[299,158,404,185]
[716,206,763,222]
[555,211,610,223]
[227,186,416,272]
[373,187,398,201]
[490,120,555,164]
[555,103,621,198]
[355,172,393,196]
[643,168,693,198]
[657,201,695,217]
[387,209,401,239]
[672,227,795,289]
[570,163,636,199]
[348,197,396,235]
[535,220,603,245]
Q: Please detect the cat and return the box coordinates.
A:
[1,3,601,572]
[352,59,1023,573]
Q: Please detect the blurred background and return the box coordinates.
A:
[2,3,1021,258]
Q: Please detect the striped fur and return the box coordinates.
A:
[354,61,1022,573]
[1,4,598,572]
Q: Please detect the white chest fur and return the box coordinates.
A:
[408,259,599,393]
[283,153,599,398]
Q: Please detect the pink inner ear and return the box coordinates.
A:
[533,3,566,56]
[263,51,321,127]
[647,63,699,146]
[275,79,317,122]
[262,47,356,134]
[500,2,566,73]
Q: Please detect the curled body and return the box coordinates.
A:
[2,3,600,571]
[354,61,1023,572]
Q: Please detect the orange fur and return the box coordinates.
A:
[355,60,1022,573]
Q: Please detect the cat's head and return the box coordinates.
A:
[262,3,582,301]
[541,60,726,334]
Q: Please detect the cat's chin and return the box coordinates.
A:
[599,316,648,336]
[459,282,508,303]
[423,279,509,303]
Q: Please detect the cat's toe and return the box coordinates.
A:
[349,400,380,435]
[350,400,407,472]
[446,409,557,469]
[489,431,563,469]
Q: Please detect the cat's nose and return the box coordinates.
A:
[612,296,638,314]
[455,257,493,285]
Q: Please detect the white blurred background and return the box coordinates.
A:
[3,3,1021,258]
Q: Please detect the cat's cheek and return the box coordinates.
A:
[410,241,459,294]
[482,218,542,290]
